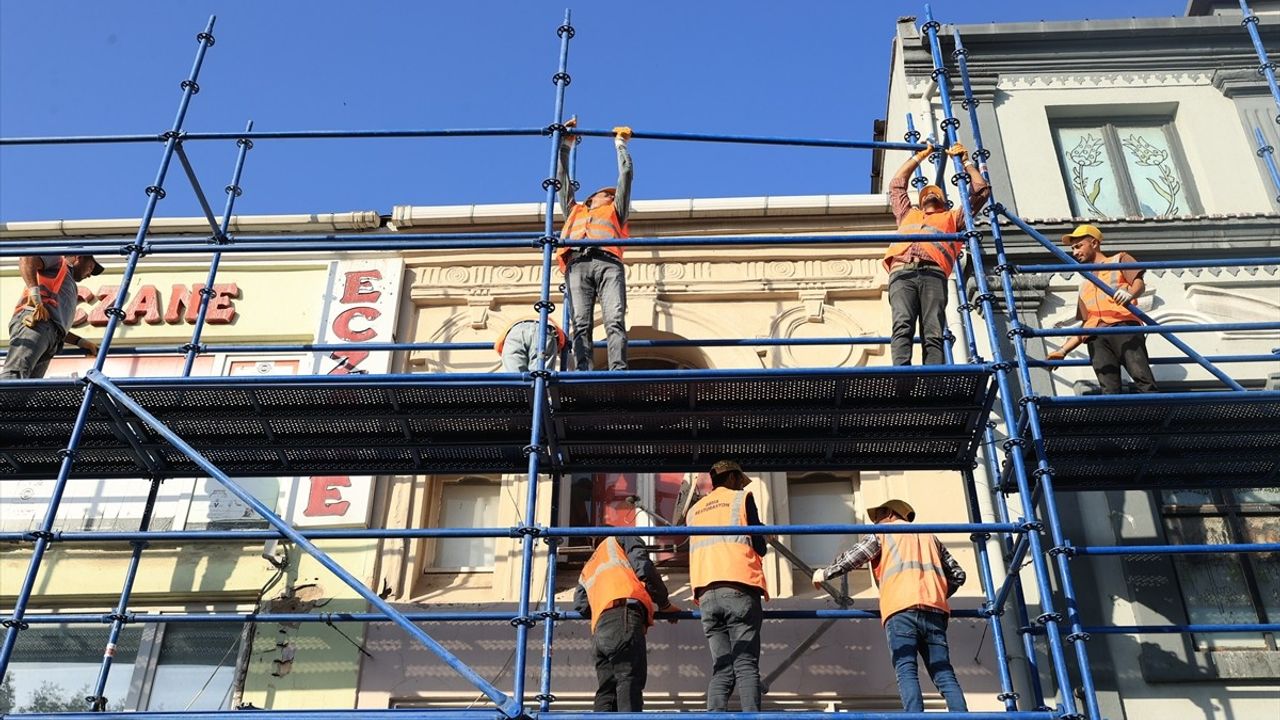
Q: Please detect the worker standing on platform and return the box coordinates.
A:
[494,317,566,373]
[2,254,104,380]
[573,530,680,712]
[884,141,989,365]
[689,460,769,712]
[1046,224,1158,394]
[556,117,633,371]
[813,499,968,713]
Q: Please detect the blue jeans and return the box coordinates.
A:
[884,610,967,712]
[699,584,763,711]
[566,254,627,371]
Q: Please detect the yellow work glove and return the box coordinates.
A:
[23,287,51,327]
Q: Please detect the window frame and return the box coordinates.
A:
[1050,115,1204,220]
[421,475,503,574]
[1160,488,1279,651]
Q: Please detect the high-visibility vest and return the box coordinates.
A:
[688,486,769,602]
[1079,256,1139,328]
[555,202,628,274]
[882,208,963,277]
[579,537,655,633]
[871,520,950,624]
[493,317,567,355]
[12,258,69,316]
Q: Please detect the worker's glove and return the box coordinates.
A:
[613,125,632,149]
[76,338,100,356]
[811,568,827,590]
[946,142,969,161]
[24,287,51,326]
[1112,288,1135,305]
[560,115,578,145]
[1046,350,1067,362]
[660,602,682,625]
[915,140,935,161]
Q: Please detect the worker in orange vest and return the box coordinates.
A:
[494,317,567,373]
[573,531,680,712]
[3,254,104,380]
[813,499,967,712]
[556,117,633,372]
[884,141,989,365]
[1046,224,1157,394]
[688,460,769,712]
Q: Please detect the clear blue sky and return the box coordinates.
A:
[1,0,1185,222]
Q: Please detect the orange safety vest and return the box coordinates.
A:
[688,486,769,602]
[578,537,655,633]
[493,317,567,354]
[555,202,628,274]
[12,258,69,316]
[1079,256,1139,328]
[882,208,963,277]
[870,520,950,624]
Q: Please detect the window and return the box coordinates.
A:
[1161,487,1280,649]
[563,472,707,566]
[432,477,501,570]
[786,473,858,569]
[1052,118,1201,219]
[0,621,243,714]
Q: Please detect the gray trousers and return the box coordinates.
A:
[888,268,949,366]
[500,321,559,373]
[699,584,763,712]
[1087,326,1158,394]
[2,315,64,380]
[567,255,627,371]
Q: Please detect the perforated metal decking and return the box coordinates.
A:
[1003,391,1280,491]
[0,367,995,479]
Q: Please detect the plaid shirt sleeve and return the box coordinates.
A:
[820,535,881,581]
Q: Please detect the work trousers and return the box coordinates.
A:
[567,254,627,371]
[888,268,949,366]
[592,604,648,712]
[1,315,64,380]
[884,610,968,712]
[499,321,559,373]
[699,584,763,712]
[1087,325,1158,394]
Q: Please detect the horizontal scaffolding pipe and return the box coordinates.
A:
[0,126,925,151]
[3,335,924,360]
[1040,389,1280,406]
[1014,256,1280,273]
[1072,543,1280,556]
[7,607,993,626]
[1027,321,1280,337]
[0,521,1025,545]
[1029,352,1278,368]
[0,230,545,251]
[0,232,968,257]
[11,708,1054,720]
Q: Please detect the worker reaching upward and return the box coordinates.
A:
[556,117,633,371]
[884,141,989,365]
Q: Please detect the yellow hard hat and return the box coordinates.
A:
[1062,224,1103,245]
[919,184,945,204]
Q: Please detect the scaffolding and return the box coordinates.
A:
[1,3,1279,720]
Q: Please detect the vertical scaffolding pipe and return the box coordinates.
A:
[0,17,218,676]
[1256,126,1280,201]
[512,9,574,711]
[1239,0,1280,124]
[945,21,1102,719]
[921,9,1086,718]
[536,475,564,713]
[182,120,255,376]
[941,340,1017,711]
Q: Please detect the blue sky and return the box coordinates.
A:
[1,0,1185,222]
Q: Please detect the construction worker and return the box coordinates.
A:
[884,141,990,365]
[494,317,566,373]
[812,499,967,713]
[573,530,680,712]
[556,117,633,371]
[688,460,768,712]
[2,254,104,380]
[1046,224,1157,394]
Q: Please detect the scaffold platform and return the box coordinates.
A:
[0,367,995,478]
